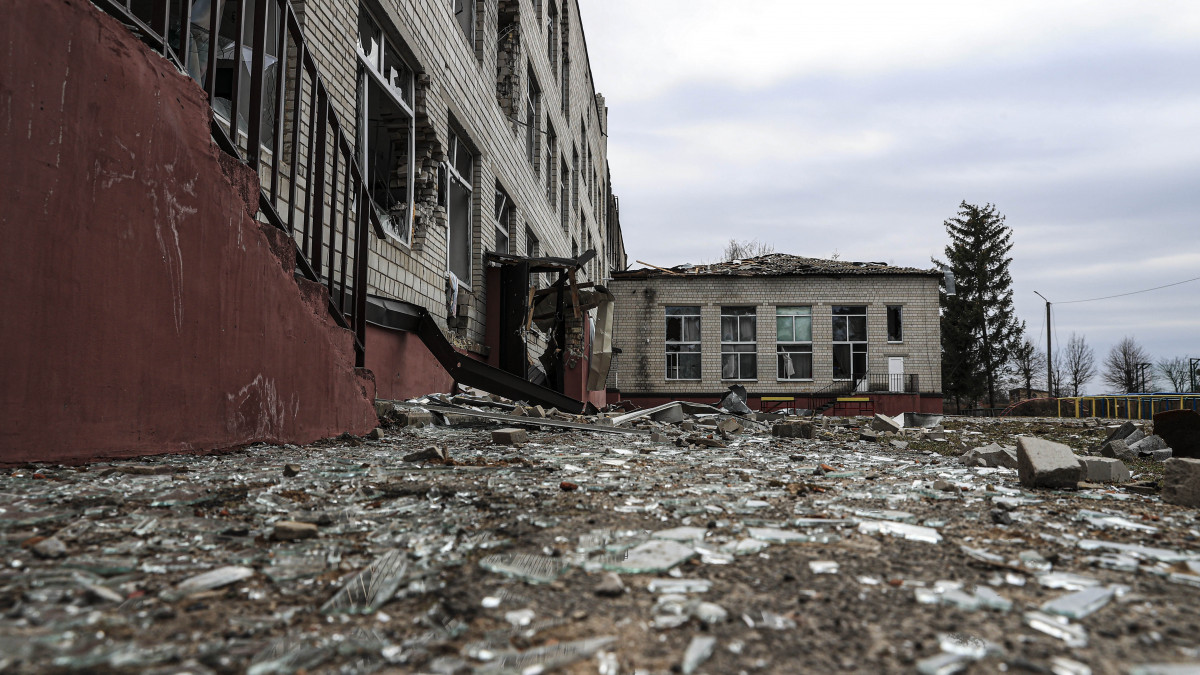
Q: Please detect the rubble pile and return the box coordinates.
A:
[3,399,1200,673]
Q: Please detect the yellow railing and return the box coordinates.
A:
[1051,394,1200,420]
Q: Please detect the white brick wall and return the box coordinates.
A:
[607,274,944,395]
[294,0,615,347]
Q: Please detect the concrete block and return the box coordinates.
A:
[396,411,433,428]
[1123,429,1146,446]
[772,421,814,439]
[1129,434,1168,455]
[1077,456,1131,483]
[1104,421,1138,443]
[492,428,528,445]
[871,413,902,433]
[961,443,1017,469]
[1100,439,1135,462]
[1151,448,1174,461]
[1154,409,1200,458]
[1017,437,1083,489]
[1162,458,1200,507]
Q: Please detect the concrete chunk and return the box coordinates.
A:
[1104,421,1139,443]
[650,404,684,424]
[1123,429,1146,446]
[871,413,902,433]
[1129,434,1168,455]
[1100,439,1136,462]
[1077,457,1131,483]
[393,410,433,428]
[1162,458,1200,507]
[960,443,1017,469]
[1150,448,1174,461]
[272,520,318,540]
[1017,437,1083,489]
[772,421,814,439]
[492,428,528,445]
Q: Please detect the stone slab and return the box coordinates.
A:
[1162,458,1200,507]
[772,422,814,439]
[1077,457,1131,483]
[1017,437,1083,489]
[492,428,528,445]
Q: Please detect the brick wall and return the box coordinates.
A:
[294,0,615,351]
[607,274,943,395]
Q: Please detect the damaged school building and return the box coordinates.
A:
[606,255,945,417]
[1,0,625,464]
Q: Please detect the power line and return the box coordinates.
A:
[1057,274,1200,305]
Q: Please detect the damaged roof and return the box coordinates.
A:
[612,253,941,279]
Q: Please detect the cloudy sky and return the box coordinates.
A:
[578,0,1200,393]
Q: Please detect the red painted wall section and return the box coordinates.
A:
[365,325,455,401]
[0,0,378,464]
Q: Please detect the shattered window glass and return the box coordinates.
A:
[720,307,756,380]
[832,306,867,381]
[776,306,812,380]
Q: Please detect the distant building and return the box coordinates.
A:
[607,255,943,416]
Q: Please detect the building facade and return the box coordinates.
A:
[608,255,944,415]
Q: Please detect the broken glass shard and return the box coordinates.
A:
[161,565,254,602]
[479,553,568,584]
[939,633,1002,659]
[320,549,408,614]
[973,587,1013,612]
[247,638,333,675]
[647,578,712,594]
[742,610,795,630]
[720,538,770,556]
[1041,586,1115,619]
[474,637,615,673]
[1077,539,1186,563]
[1050,656,1094,675]
[1024,611,1088,647]
[605,539,695,574]
[854,509,916,523]
[681,636,716,675]
[809,561,839,574]
[653,526,708,543]
[916,651,973,675]
[1038,572,1101,591]
[858,520,942,544]
[747,527,810,544]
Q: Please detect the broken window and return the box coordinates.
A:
[545,125,556,205]
[494,185,512,255]
[665,306,701,380]
[525,225,540,286]
[188,0,282,149]
[721,307,757,381]
[546,1,558,75]
[560,158,570,233]
[776,306,812,380]
[446,130,475,286]
[526,64,540,169]
[887,305,903,342]
[453,0,475,47]
[357,6,416,245]
[832,305,868,382]
[572,147,579,211]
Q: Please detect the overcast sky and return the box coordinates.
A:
[578,0,1200,393]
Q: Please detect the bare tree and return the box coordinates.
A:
[1009,337,1045,399]
[1101,336,1152,393]
[1050,349,1068,398]
[1157,356,1192,392]
[722,239,775,262]
[1063,332,1097,396]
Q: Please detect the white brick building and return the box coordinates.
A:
[607,255,944,415]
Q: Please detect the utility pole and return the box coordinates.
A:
[1034,292,1052,397]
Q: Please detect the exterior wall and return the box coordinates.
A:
[365,325,455,399]
[608,274,943,397]
[297,0,617,357]
[0,0,378,465]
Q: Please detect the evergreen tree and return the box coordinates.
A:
[935,202,1024,410]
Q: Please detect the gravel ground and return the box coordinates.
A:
[2,409,1198,674]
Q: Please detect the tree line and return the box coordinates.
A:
[937,201,1195,412]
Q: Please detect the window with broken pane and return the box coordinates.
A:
[453,0,475,47]
[887,305,903,342]
[720,307,757,381]
[494,185,512,255]
[356,7,417,245]
[446,130,475,285]
[665,306,701,380]
[526,64,540,169]
[831,305,867,382]
[776,306,812,380]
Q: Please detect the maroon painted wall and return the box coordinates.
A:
[365,325,455,401]
[0,0,378,464]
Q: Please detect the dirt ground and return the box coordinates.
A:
[2,410,1198,674]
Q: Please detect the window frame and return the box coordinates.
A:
[775,305,813,381]
[356,6,417,246]
[831,305,868,382]
[720,306,757,381]
[452,0,475,48]
[887,305,903,343]
[665,306,702,381]
[445,130,475,289]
